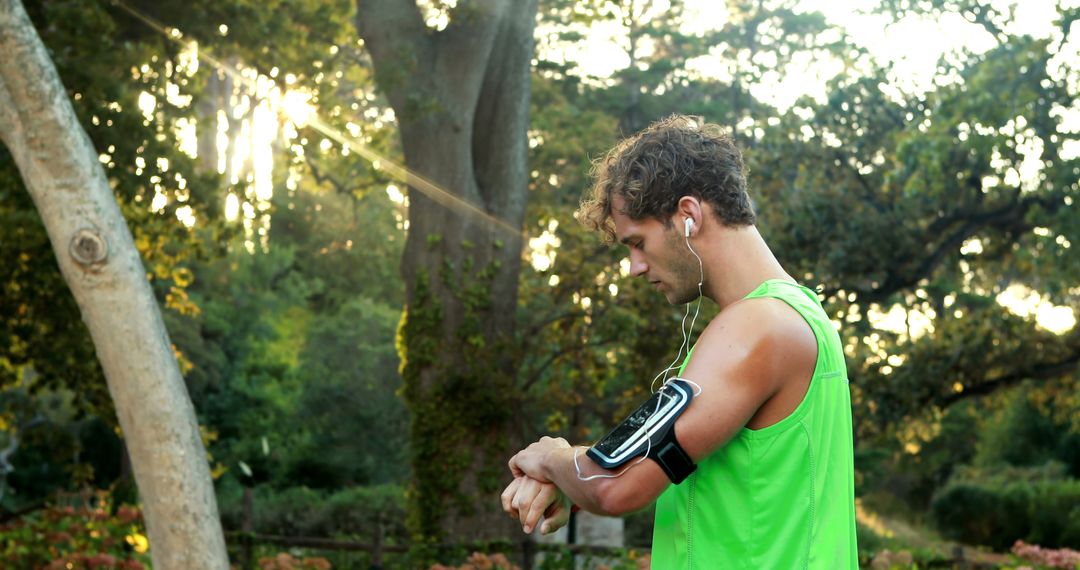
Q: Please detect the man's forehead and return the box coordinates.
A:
[609,193,627,215]
[612,212,645,246]
[609,197,634,242]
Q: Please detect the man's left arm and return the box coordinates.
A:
[509,299,814,516]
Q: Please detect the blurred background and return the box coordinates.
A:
[0,0,1078,568]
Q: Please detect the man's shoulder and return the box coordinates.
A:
[698,296,817,378]
[706,295,815,345]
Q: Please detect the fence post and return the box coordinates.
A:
[242,486,254,570]
[521,538,535,570]
[371,514,384,570]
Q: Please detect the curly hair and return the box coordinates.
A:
[578,114,755,243]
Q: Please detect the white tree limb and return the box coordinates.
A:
[0,1,228,567]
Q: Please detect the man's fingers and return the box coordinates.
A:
[540,501,571,535]
[501,477,522,518]
[523,484,556,534]
[516,478,542,530]
[508,454,525,478]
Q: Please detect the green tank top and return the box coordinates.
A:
[650,279,857,569]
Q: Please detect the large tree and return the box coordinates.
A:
[353,0,539,541]
[0,1,227,567]
[752,0,1080,436]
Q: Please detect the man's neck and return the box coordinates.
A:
[701,225,793,309]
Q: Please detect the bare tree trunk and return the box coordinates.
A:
[0,2,228,568]
[355,0,537,542]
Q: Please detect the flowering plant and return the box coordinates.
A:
[1012,540,1080,569]
[0,490,150,569]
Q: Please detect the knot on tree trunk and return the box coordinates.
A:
[69,228,108,266]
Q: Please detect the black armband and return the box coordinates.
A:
[585,379,698,484]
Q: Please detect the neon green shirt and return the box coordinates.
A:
[651,279,857,569]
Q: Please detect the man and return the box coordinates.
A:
[501,115,857,568]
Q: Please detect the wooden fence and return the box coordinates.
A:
[225,529,646,570]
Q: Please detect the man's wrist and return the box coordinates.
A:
[539,446,565,481]
[541,445,577,485]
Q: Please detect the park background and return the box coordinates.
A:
[0,0,1078,568]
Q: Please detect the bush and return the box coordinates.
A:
[256,552,332,570]
[430,551,519,570]
[0,489,151,569]
[856,519,891,557]
[930,463,1080,550]
[219,483,407,541]
[1011,539,1080,569]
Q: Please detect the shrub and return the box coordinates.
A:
[1011,539,1080,569]
[856,519,893,558]
[930,463,1080,550]
[257,552,332,570]
[430,551,519,570]
[219,483,407,541]
[0,490,151,569]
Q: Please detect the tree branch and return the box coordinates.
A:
[831,148,887,214]
[856,191,1059,304]
[522,310,588,338]
[941,350,1080,407]
[520,336,621,393]
[305,153,355,196]
[959,1,1007,43]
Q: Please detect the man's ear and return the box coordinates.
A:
[676,196,703,236]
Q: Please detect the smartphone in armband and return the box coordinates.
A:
[585,379,698,484]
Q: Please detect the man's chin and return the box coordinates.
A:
[664,291,696,306]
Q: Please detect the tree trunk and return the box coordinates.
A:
[0,2,229,568]
[355,0,537,542]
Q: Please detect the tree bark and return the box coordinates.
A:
[0,1,228,568]
[355,0,537,542]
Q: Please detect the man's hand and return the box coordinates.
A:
[500,476,572,535]
[508,436,572,481]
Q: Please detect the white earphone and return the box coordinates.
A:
[646,214,704,393]
[578,213,707,482]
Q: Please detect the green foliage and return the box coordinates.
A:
[0,491,150,569]
[975,384,1080,477]
[0,380,133,512]
[856,382,1079,550]
[286,297,408,486]
[1,0,228,418]
[856,519,892,559]
[750,11,1080,446]
[172,188,408,492]
[218,483,406,540]
[930,463,1080,550]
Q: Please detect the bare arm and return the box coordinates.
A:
[509,298,816,515]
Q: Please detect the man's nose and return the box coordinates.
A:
[629,251,648,277]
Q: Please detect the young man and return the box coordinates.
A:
[501,115,857,568]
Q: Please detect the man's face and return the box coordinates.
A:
[611,196,702,306]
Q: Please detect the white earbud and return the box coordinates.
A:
[684,218,694,237]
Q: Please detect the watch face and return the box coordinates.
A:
[591,383,687,462]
